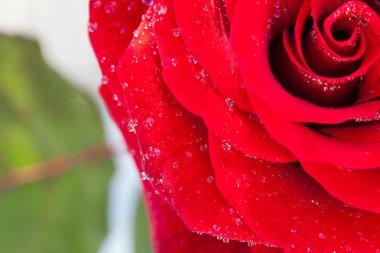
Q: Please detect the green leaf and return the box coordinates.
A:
[0,34,112,253]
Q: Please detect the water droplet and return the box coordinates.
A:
[91,0,102,9]
[149,147,161,158]
[222,142,232,151]
[375,110,380,120]
[172,27,181,37]
[247,242,256,247]
[206,176,214,183]
[171,58,178,67]
[88,22,98,33]
[187,54,198,64]
[259,176,267,183]
[142,0,154,7]
[104,1,118,15]
[172,161,179,169]
[101,75,109,85]
[143,118,155,129]
[154,3,167,15]
[127,118,138,133]
[213,224,220,231]
[140,172,148,180]
[225,98,235,108]
[319,232,326,240]
[121,82,129,91]
[109,64,116,73]
[133,30,139,38]
[235,218,242,226]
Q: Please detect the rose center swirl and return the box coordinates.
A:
[269,0,380,108]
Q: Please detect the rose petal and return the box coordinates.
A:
[154,0,295,163]
[251,96,380,169]
[231,0,380,124]
[143,182,280,253]
[89,0,147,76]
[320,121,380,142]
[173,0,251,111]
[226,0,238,24]
[357,59,380,103]
[104,14,264,242]
[302,23,364,78]
[301,160,380,214]
[270,30,365,107]
[209,133,380,252]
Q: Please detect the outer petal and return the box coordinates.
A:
[143,182,280,253]
[154,0,295,163]
[301,160,380,214]
[251,97,380,169]
[209,133,380,253]
[89,0,147,76]
[173,0,251,111]
[103,13,263,243]
[320,122,380,143]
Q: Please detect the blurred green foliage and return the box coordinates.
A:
[0,34,112,253]
[0,34,153,253]
[136,199,152,253]
[0,35,103,170]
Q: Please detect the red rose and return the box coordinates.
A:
[89,0,380,252]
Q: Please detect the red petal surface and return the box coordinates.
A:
[143,182,280,253]
[90,0,380,252]
[110,14,263,243]
[89,0,147,92]
[173,0,251,111]
[231,0,380,124]
[251,97,380,169]
[154,0,295,163]
[301,160,380,213]
[320,121,380,142]
[209,133,380,253]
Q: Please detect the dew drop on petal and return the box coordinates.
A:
[213,224,220,231]
[225,98,235,108]
[172,27,181,37]
[154,3,167,15]
[143,117,155,129]
[140,172,148,180]
[235,218,242,226]
[88,22,98,33]
[109,64,116,73]
[91,0,102,9]
[187,54,198,65]
[101,75,109,85]
[171,58,178,67]
[319,232,326,240]
[149,147,161,158]
[222,142,232,151]
[127,118,138,133]
[104,1,118,15]
[141,0,154,7]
